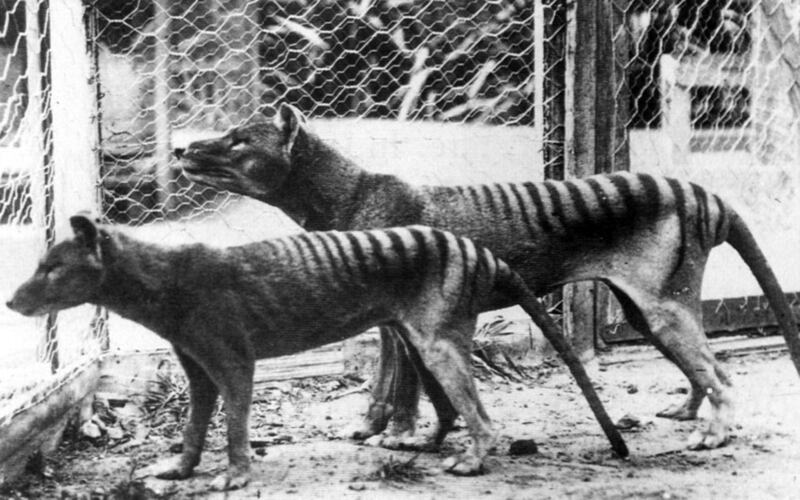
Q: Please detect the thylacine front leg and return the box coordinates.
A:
[149,348,219,480]
[174,316,256,492]
[204,355,255,491]
[355,325,421,440]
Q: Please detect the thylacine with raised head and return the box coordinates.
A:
[7,215,627,491]
[177,104,800,451]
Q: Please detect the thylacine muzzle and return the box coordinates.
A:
[176,117,298,200]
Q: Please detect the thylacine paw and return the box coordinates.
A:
[656,403,699,421]
[382,433,439,452]
[441,453,485,476]
[147,456,197,480]
[687,428,730,450]
[209,470,251,491]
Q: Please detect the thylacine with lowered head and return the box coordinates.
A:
[7,214,627,491]
[177,103,800,451]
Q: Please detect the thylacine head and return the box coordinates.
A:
[175,104,310,201]
[7,215,108,316]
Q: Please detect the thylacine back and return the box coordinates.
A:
[178,104,800,451]
[6,215,626,491]
[421,172,733,289]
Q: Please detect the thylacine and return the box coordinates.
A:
[176,103,800,451]
[7,215,627,491]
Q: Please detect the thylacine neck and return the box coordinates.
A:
[280,133,410,230]
[93,233,191,338]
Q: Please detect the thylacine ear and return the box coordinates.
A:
[70,214,97,246]
[69,213,103,257]
[274,103,308,155]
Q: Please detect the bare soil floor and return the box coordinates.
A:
[3,348,800,499]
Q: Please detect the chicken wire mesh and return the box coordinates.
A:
[87,0,566,350]
[91,0,563,220]
[603,0,800,340]
[0,0,104,422]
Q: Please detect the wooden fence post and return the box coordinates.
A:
[564,0,620,360]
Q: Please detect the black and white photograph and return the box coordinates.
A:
[1,1,799,498]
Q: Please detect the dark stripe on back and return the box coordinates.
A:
[564,181,591,225]
[585,177,615,221]
[456,236,471,298]
[385,229,408,274]
[465,186,483,215]
[637,174,662,218]
[297,233,325,270]
[408,227,429,272]
[365,232,389,272]
[508,184,536,236]
[431,229,450,285]
[316,233,342,280]
[666,177,688,274]
[543,181,567,229]
[300,233,335,287]
[690,183,709,249]
[469,245,487,312]
[495,184,515,222]
[523,182,553,232]
[345,232,370,277]
[288,236,310,274]
[273,238,293,265]
[481,185,499,218]
[329,232,355,276]
[608,174,635,217]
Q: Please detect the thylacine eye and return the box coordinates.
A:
[231,135,249,151]
[44,263,62,279]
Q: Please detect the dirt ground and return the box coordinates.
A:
[3,347,800,499]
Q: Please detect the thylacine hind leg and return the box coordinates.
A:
[399,320,496,475]
[610,281,734,449]
[611,286,705,420]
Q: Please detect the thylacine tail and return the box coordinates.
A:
[493,259,629,458]
[722,208,800,376]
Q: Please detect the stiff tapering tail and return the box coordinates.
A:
[496,265,629,458]
[725,211,800,377]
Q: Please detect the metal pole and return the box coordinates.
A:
[153,0,172,215]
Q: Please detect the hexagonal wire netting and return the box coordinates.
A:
[92,0,565,219]
[0,0,104,422]
[87,0,567,352]
[603,0,800,341]
[0,0,567,419]
[5,0,798,416]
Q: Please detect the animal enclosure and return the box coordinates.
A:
[0,0,799,488]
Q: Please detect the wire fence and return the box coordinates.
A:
[91,0,566,224]
[85,0,566,351]
[602,0,800,341]
[2,0,800,416]
[0,0,103,423]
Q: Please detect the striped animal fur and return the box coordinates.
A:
[7,216,625,490]
[178,103,800,451]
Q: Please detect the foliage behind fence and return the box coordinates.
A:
[91,0,568,223]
